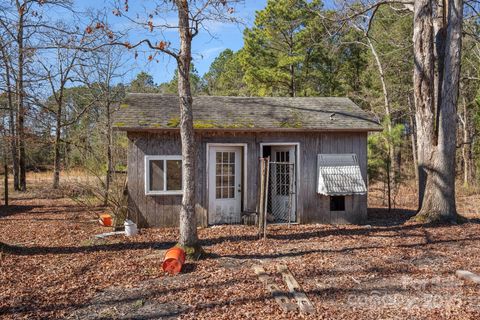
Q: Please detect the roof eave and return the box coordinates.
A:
[113,126,382,133]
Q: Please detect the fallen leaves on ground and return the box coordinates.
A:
[1,189,480,319]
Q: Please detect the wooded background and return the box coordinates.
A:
[0,0,479,212]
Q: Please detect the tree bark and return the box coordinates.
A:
[104,101,113,206]
[413,0,436,212]
[433,0,447,146]
[3,136,8,206]
[407,94,419,186]
[0,45,20,191]
[176,0,199,249]
[52,100,62,189]
[413,0,461,222]
[290,63,296,97]
[459,97,470,187]
[16,0,27,191]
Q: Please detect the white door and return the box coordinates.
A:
[271,146,296,222]
[208,146,242,224]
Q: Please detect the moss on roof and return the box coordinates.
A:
[113,94,381,131]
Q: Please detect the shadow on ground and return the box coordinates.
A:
[0,205,37,217]
[0,240,176,256]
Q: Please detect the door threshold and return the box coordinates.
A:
[268,222,300,226]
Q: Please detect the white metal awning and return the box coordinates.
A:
[317,154,367,195]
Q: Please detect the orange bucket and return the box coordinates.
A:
[162,247,186,275]
[99,214,113,227]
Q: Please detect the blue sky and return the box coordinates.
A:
[75,0,333,85]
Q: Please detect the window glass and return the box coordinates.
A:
[150,160,165,191]
[166,160,182,190]
[146,157,182,194]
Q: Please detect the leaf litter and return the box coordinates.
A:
[1,195,480,319]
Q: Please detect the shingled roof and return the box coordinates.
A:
[113,93,381,131]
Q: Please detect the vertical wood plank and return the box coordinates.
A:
[127,131,369,227]
[127,133,139,225]
[145,133,157,226]
[302,133,317,223]
[135,135,148,226]
[248,134,257,212]
[195,133,206,227]
[358,133,368,223]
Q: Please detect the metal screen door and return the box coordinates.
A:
[268,146,296,223]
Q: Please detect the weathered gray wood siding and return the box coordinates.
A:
[127,131,368,227]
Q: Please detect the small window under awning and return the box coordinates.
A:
[317,154,367,195]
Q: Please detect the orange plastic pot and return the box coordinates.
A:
[99,214,112,227]
[162,247,186,275]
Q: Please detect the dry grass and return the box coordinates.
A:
[0,170,100,202]
[369,181,480,219]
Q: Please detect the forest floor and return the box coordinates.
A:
[1,175,480,319]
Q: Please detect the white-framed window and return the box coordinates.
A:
[145,155,183,195]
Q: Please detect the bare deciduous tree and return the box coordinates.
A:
[0,33,19,191]
[77,44,128,204]
[0,0,78,191]
[39,31,83,188]
[91,0,242,253]
[413,0,463,222]
[332,0,467,222]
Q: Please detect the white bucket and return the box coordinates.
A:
[124,219,138,237]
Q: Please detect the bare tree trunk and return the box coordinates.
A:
[459,97,469,187]
[466,124,474,183]
[176,0,199,250]
[413,0,436,211]
[104,101,113,206]
[16,0,26,191]
[462,128,469,187]
[8,107,17,193]
[290,64,296,97]
[63,124,70,171]
[52,101,62,189]
[2,135,8,206]
[386,158,392,211]
[8,101,19,192]
[413,0,461,222]
[0,46,20,191]
[433,0,447,146]
[288,34,296,97]
[366,36,396,207]
[407,95,419,186]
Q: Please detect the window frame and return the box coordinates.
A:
[144,155,183,195]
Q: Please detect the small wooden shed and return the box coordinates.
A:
[114,94,381,227]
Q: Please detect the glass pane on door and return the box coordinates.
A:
[215,151,235,199]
